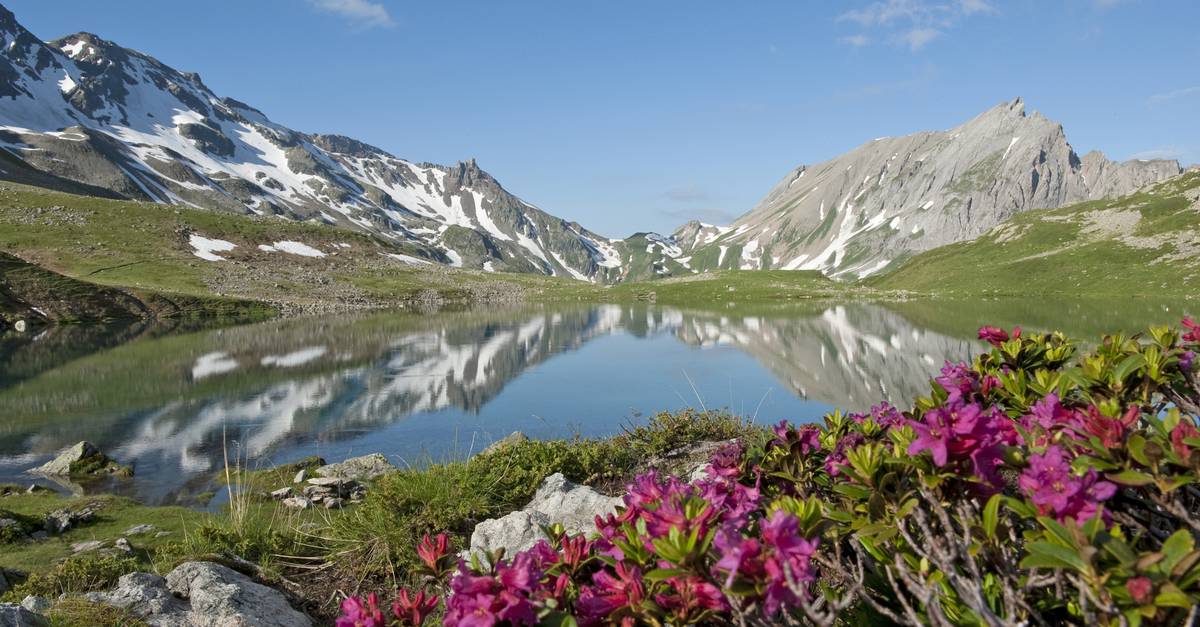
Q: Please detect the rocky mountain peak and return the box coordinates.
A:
[672,98,1182,280]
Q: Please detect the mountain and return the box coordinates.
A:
[871,170,1200,295]
[0,4,630,282]
[665,98,1182,279]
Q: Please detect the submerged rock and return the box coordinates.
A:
[465,473,621,560]
[87,562,310,626]
[314,453,395,481]
[0,604,47,627]
[28,442,131,477]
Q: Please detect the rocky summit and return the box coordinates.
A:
[667,97,1181,279]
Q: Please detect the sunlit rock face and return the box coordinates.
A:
[668,98,1181,279]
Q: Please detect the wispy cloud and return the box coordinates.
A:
[307,0,395,28]
[657,207,739,225]
[837,0,993,51]
[663,186,713,204]
[840,34,872,47]
[1129,146,1184,161]
[1148,86,1200,105]
[901,27,941,50]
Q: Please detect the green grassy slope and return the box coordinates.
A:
[870,171,1200,296]
[0,182,606,309]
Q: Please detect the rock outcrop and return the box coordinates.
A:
[28,441,130,477]
[465,473,621,560]
[86,561,311,627]
[314,453,396,481]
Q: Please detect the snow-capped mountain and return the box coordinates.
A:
[0,4,630,281]
[664,98,1182,279]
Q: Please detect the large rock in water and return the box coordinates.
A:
[465,473,621,560]
[0,604,47,627]
[314,453,395,481]
[27,441,129,477]
[86,562,310,626]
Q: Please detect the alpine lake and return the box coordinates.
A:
[0,297,1192,507]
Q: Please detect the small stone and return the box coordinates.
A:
[114,538,132,553]
[270,487,293,500]
[293,469,306,484]
[323,497,344,510]
[13,320,26,333]
[281,496,311,510]
[25,485,42,494]
[30,531,47,541]
[20,596,50,614]
[124,524,157,536]
[71,540,105,553]
[153,531,172,538]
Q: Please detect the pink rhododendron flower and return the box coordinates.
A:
[1184,317,1200,344]
[577,562,646,626]
[654,576,728,621]
[1126,576,1154,605]
[1172,418,1200,459]
[444,554,541,627]
[337,593,386,627]
[393,589,439,627]
[1018,446,1116,523]
[417,533,449,573]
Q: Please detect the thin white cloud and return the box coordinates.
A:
[1129,146,1184,161]
[836,0,992,51]
[1148,86,1200,105]
[901,27,941,50]
[308,0,395,28]
[840,34,872,47]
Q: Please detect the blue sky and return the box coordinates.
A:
[7,0,1198,237]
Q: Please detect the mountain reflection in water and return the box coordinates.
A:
[0,299,1185,504]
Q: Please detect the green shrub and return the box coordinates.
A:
[46,598,148,627]
[5,553,139,600]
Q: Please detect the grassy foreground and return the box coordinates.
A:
[0,411,758,620]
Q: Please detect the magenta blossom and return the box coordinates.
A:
[1018,446,1116,524]
[444,553,541,627]
[337,593,386,627]
[759,511,819,615]
[978,325,1021,347]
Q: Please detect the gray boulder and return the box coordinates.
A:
[18,598,48,615]
[87,562,310,627]
[28,442,128,477]
[314,454,395,481]
[465,473,621,560]
[0,604,47,627]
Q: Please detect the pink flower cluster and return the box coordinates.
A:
[1017,446,1116,523]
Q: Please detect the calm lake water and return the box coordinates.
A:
[0,299,1190,505]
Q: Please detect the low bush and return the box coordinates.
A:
[4,553,139,600]
[339,319,1200,626]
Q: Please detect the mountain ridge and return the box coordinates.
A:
[664,97,1181,279]
[0,3,638,282]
